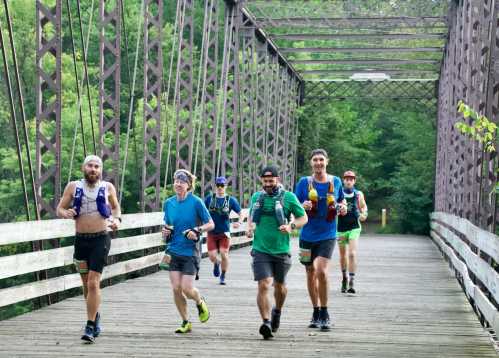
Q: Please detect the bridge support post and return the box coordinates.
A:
[35,0,62,218]
[141,0,163,212]
[99,0,121,191]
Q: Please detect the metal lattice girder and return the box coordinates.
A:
[252,16,448,30]
[279,47,443,54]
[265,55,279,165]
[304,80,437,107]
[292,59,441,66]
[35,0,62,218]
[435,0,499,232]
[275,67,288,178]
[220,0,241,195]
[254,37,269,181]
[201,0,219,197]
[99,0,121,190]
[281,74,292,188]
[271,33,447,41]
[239,25,257,203]
[175,0,194,171]
[141,0,163,212]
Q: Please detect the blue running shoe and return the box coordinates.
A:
[213,262,220,277]
[94,312,101,337]
[81,324,95,343]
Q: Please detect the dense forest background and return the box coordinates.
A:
[0,0,437,234]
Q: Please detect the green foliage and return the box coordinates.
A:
[455,100,497,153]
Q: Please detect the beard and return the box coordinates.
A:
[263,185,277,195]
[84,171,100,184]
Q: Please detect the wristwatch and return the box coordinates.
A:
[290,222,297,230]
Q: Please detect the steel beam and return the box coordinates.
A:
[201,0,219,197]
[291,59,441,66]
[141,0,163,212]
[280,47,443,54]
[99,0,121,190]
[271,33,446,41]
[35,0,61,218]
[175,0,194,170]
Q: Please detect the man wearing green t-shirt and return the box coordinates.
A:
[247,165,308,340]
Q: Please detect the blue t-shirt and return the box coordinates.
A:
[204,195,241,234]
[295,176,344,242]
[163,192,212,256]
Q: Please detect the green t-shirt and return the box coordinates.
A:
[249,190,306,255]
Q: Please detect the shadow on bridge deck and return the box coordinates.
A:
[0,235,495,357]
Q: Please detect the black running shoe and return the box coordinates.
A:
[81,324,95,343]
[319,310,331,331]
[347,287,356,294]
[259,321,273,340]
[341,278,348,293]
[271,308,281,332]
[308,310,320,328]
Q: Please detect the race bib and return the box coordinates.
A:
[299,247,312,263]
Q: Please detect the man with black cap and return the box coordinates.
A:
[204,176,242,285]
[246,165,308,339]
[56,155,121,343]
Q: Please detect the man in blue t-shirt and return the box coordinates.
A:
[295,149,347,331]
[204,176,242,285]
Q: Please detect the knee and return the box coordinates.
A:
[172,283,183,295]
[315,268,327,280]
[220,251,229,260]
[258,279,272,292]
[86,278,100,292]
[275,282,287,294]
[208,252,217,261]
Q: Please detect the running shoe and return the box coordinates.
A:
[94,312,101,337]
[308,310,320,328]
[175,321,192,334]
[270,308,281,332]
[81,324,95,343]
[219,272,226,285]
[197,297,210,323]
[341,278,348,293]
[319,310,331,331]
[259,321,273,340]
[213,261,220,277]
[347,287,356,294]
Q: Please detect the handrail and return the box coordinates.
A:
[430,212,499,334]
[0,209,250,308]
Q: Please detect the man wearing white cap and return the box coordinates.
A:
[56,155,121,343]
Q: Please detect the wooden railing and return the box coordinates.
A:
[0,210,250,309]
[430,212,499,333]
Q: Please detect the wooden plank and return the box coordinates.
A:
[431,212,499,266]
[430,229,499,334]
[0,209,250,247]
[0,235,496,357]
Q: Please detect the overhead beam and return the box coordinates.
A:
[291,59,440,65]
[271,33,447,41]
[240,7,303,84]
[253,16,448,29]
[280,47,443,54]
[301,69,438,76]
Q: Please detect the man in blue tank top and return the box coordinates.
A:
[295,149,347,331]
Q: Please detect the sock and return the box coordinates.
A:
[86,320,95,328]
[263,318,270,324]
[313,306,320,320]
[349,272,355,286]
[273,308,281,315]
[220,271,226,280]
[319,306,328,319]
[342,269,348,280]
[182,320,189,325]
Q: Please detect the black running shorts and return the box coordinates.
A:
[299,239,336,266]
[74,231,111,274]
[168,253,200,276]
[251,249,292,284]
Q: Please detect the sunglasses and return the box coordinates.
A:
[216,184,225,188]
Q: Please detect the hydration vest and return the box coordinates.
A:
[72,180,111,219]
[343,188,362,218]
[208,194,230,216]
[251,188,287,226]
[306,175,337,221]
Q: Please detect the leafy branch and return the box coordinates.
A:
[455,100,497,153]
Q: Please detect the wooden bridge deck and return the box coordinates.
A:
[0,235,496,357]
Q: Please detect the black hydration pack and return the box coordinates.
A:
[208,194,230,216]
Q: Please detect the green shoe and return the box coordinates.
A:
[197,298,210,323]
[175,321,192,334]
